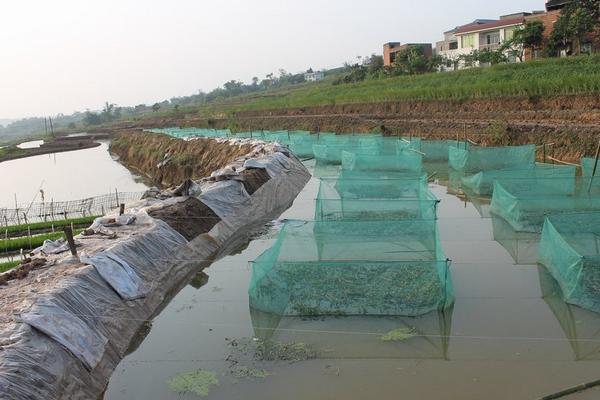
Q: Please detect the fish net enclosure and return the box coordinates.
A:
[538,267,600,360]
[539,213,600,314]
[419,140,463,161]
[248,219,454,317]
[449,144,536,173]
[461,163,577,196]
[341,150,423,174]
[315,175,439,221]
[490,177,600,232]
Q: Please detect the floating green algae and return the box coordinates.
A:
[255,339,317,362]
[231,366,271,379]
[380,327,417,342]
[167,369,219,397]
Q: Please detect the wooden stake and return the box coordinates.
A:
[588,139,600,193]
[119,203,125,216]
[63,227,77,256]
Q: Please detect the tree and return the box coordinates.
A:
[366,54,384,77]
[511,20,545,61]
[393,46,430,75]
[152,103,160,112]
[548,2,599,56]
[83,111,102,126]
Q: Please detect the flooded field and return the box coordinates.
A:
[104,161,600,400]
[0,141,147,208]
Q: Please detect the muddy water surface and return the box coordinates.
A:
[105,161,600,400]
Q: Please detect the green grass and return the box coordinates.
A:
[0,229,84,253]
[199,55,600,113]
[0,260,21,273]
[2,216,98,235]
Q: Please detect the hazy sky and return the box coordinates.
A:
[1,0,543,119]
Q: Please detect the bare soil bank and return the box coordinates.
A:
[109,130,253,187]
[100,94,600,162]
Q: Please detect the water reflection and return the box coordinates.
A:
[250,308,453,360]
[539,267,600,361]
[491,214,541,264]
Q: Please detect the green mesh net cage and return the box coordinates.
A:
[538,266,600,360]
[449,144,536,173]
[490,177,600,233]
[341,150,423,174]
[315,175,438,221]
[461,163,577,196]
[539,213,600,314]
[249,220,454,317]
[420,140,463,161]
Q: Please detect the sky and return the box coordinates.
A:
[0,0,544,119]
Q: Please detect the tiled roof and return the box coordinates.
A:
[455,17,525,35]
[546,0,572,9]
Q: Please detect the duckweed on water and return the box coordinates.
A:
[380,327,417,342]
[255,339,317,362]
[231,366,272,379]
[167,369,218,397]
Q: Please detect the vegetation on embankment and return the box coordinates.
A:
[0,229,84,253]
[3,216,98,238]
[0,261,21,274]
[110,130,254,187]
[217,56,600,113]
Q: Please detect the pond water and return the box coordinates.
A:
[0,141,148,208]
[105,161,600,400]
[17,140,44,149]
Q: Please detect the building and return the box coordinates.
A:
[304,70,324,82]
[383,42,433,66]
[436,20,496,70]
[545,0,574,11]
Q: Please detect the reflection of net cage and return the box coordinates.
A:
[449,144,535,173]
[250,308,453,360]
[490,177,600,233]
[0,192,144,226]
[315,176,439,221]
[539,213,600,313]
[249,220,454,317]
[491,214,541,264]
[538,267,600,361]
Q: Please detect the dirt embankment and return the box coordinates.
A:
[109,130,253,187]
[100,94,600,162]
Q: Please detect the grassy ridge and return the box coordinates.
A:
[1,229,84,253]
[0,261,21,273]
[216,56,600,112]
[3,216,98,236]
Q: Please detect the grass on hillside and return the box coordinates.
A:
[3,216,98,236]
[1,229,84,253]
[205,55,600,112]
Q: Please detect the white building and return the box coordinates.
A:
[304,70,324,82]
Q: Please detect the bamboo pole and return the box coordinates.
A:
[588,139,600,193]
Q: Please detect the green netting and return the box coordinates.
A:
[249,219,453,317]
[490,177,600,232]
[539,213,600,314]
[491,214,541,264]
[538,266,600,360]
[420,140,463,161]
[341,150,423,174]
[449,144,536,173]
[461,163,577,196]
[315,174,438,221]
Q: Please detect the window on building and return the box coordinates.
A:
[461,34,475,48]
[449,41,458,50]
[486,32,500,45]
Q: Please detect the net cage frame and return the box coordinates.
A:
[248,219,454,317]
[449,144,536,173]
[538,212,600,314]
[489,176,600,233]
[315,174,439,221]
